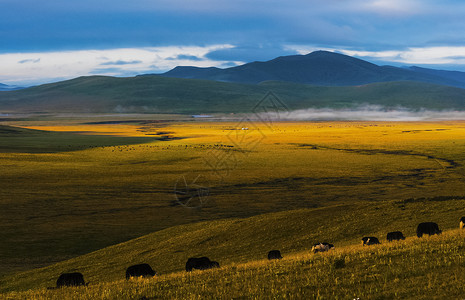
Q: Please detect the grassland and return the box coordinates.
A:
[2,212,465,298]
[1,117,465,297]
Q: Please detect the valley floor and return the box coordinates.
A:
[1,116,465,297]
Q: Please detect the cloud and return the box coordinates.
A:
[358,0,425,17]
[254,105,465,121]
[18,58,41,64]
[286,45,465,66]
[90,67,126,75]
[100,60,142,65]
[206,44,299,62]
[0,44,240,85]
[166,55,203,61]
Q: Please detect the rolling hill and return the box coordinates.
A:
[1,75,465,114]
[162,50,465,88]
[1,196,465,298]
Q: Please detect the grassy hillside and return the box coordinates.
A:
[1,199,465,298]
[2,120,465,279]
[1,75,465,113]
[5,231,465,299]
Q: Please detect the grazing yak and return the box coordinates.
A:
[416,222,442,237]
[267,250,283,260]
[361,237,380,246]
[185,257,219,272]
[125,263,156,279]
[460,217,465,229]
[56,272,87,288]
[386,231,405,242]
[312,242,334,253]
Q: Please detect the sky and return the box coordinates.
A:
[1,0,465,86]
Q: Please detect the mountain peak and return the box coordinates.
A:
[160,50,465,88]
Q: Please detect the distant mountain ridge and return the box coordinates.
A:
[2,50,465,115]
[0,83,24,91]
[162,51,465,88]
[1,76,465,114]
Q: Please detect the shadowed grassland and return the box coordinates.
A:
[0,125,158,153]
[1,120,465,278]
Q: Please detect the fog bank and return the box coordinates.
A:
[254,105,465,121]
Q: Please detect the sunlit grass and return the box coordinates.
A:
[3,229,465,299]
[2,120,465,281]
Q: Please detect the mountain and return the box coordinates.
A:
[0,83,24,91]
[1,75,465,114]
[407,66,465,85]
[162,51,465,88]
[2,51,465,114]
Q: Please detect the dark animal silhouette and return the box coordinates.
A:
[416,222,442,237]
[267,250,283,260]
[126,264,156,279]
[312,242,334,253]
[361,237,380,246]
[460,217,465,229]
[386,231,405,242]
[185,257,218,271]
[56,272,86,288]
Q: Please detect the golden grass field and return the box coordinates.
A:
[1,117,465,297]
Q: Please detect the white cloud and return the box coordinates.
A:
[360,0,425,16]
[0,45,240,86]
[255,106,465,121]
[287,45,465,65]
[340,47,465,64]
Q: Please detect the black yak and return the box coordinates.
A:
[125,264,156,279]
[267,250,283,260]
[361,237,380,246]
[56,272,86,288]
[386,231,405,242]
[416,222,441,237]
[185,257,218,272]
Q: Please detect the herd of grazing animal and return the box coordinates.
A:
[51,219,459,288]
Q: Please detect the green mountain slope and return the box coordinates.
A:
[1,75,465,114]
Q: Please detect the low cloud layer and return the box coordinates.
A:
[0,45,239,86]
[254,106,465,121]
[287,46,465,67]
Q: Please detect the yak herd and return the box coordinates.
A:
[51,218,462,288]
